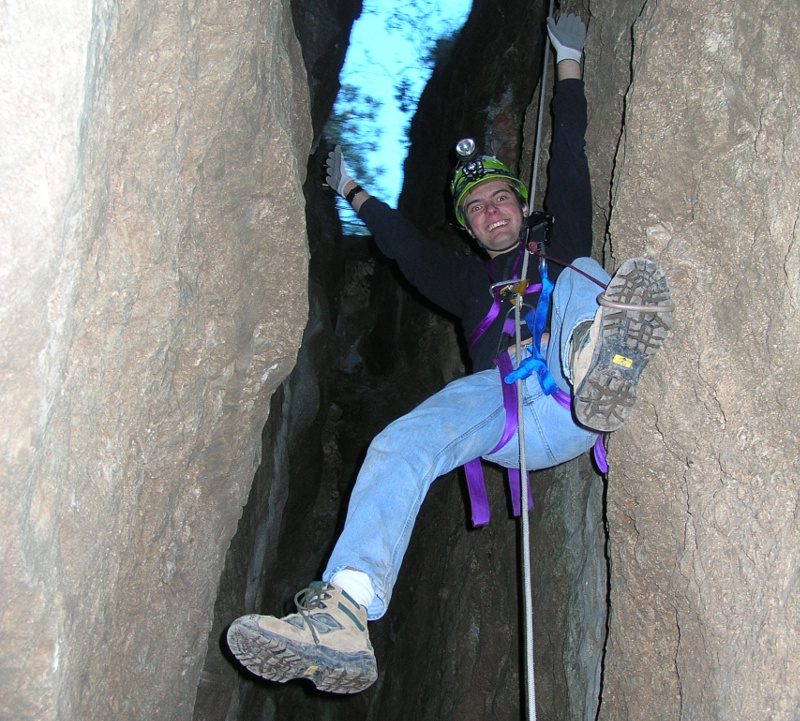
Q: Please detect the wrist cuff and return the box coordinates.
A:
[345,184,364,204]
[557,47,583,64]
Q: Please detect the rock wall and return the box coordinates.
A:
[586,0,800,718]
[0,1,311,719]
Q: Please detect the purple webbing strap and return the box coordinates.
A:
[464,381,608,526]
[468,259,505,350]
[552,388,571,410]
[463,458,491,526]
[463,353,531,527]
[593,435,608,473]
[463,353,519,527]
[490,351,535,519]
[490,352,520,454]
[467,288,500,348]
[469,290,502,349]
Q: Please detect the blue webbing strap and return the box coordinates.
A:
[503,262,558,394]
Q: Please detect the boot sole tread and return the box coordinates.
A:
[227,617,377,694]
[575,259,672,433]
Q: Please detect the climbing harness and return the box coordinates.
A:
[462,232,610,528]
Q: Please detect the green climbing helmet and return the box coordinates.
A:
[450,140,528,227]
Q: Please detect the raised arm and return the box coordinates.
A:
[325,145,370,213]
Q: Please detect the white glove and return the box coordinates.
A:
[547,14,586,64]
[326,145,356,197]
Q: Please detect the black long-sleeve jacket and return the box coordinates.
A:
[358,79,592,373]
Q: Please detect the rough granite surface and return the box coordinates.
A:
[0,1,311,718]
[592,0,800,718]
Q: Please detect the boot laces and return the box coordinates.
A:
[293,583,332,643]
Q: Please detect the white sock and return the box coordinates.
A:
[330,569,375,610]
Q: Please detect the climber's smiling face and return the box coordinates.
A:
[462,180,527,257]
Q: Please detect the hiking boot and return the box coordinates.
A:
[572,258,673,433]
[226,582,377,694]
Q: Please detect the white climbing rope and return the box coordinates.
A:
[515,3,554,719]
[512,279,536,721]
[528,0,555,217]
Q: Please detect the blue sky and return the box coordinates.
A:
[339,0,471,205]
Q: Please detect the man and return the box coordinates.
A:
[226,14,672,694]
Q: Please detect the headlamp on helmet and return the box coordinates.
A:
[450,138,528,227]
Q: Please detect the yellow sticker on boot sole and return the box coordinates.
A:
[612,354,633,368]
[303,665,318,676]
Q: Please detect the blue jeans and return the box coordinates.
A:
[324,258,611,619]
